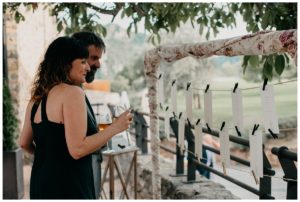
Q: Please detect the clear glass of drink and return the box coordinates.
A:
[99,113,112,131]
[98,104,113,150]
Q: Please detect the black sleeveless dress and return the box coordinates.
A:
[30,96,98,199]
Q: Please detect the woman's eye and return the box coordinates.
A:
[81,60,87,64]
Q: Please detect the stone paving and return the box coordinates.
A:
[22,158,289,199]
[211,164,287,199]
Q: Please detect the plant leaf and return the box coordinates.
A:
[249,55,259,68]
[274,55,285,75]
[57,21,63,32]
[263,61,273,80]
[284,53,290,64]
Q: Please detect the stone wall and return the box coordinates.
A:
[117,153,239,199]
[141,156,239,199]
[4,5,60,130]
[4,13,19,115]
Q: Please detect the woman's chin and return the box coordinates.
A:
[79,77,86,83]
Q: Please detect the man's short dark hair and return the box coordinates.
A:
[72,31,106,52]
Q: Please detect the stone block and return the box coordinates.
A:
[135,155,239,199]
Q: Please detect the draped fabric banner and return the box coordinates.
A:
[144,29,297,199]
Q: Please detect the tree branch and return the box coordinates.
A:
[133,3,147,16]
[82,2,124,16]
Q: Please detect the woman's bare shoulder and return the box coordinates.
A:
[26,100,35,112]
[59,83,85,101]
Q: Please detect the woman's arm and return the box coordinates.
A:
[63,86,132,160]
[20,101,35,154]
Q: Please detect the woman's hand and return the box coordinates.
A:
[110,110,133,135]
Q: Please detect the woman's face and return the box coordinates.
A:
[69,58,90,85]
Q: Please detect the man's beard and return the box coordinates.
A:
[85,65,97,83]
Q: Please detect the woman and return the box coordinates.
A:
[20,36,132,199]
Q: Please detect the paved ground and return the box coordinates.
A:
[210,164,287,199]
[23,165,30,199]
[23,163,288,199]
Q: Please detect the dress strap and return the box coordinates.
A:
[85,96,96,121]
[30,102,40,122]
[85,96,97,129]
[41,96,49,122]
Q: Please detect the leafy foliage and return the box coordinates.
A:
[3,2,239,40]
[3,2,297,79]
[111,55,146,107]
[238,3,297,80]
[3,80,19,151]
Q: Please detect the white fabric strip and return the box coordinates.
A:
[260,84,280,134]
[219,127,230,168]
[204,89,213,127]
[231,88,244,132]
[249,130,263,178]
[164,109,170,140]
[194,121,203,161]
[171,82,178,116]
[185,86,193,123]
[178,112,186,155]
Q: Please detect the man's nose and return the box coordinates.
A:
[95,60,101,69]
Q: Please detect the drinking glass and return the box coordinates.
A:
[98,104,113,150]
[99,113,112,131]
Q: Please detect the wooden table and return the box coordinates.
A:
[100,147,139,199]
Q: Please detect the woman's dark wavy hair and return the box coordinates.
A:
[31,36,88,103]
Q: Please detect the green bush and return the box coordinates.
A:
[3,80,18,151]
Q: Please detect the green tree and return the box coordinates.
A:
[4,2,297,79]
[3,80,19,151]
[119,56,146,92]
[111,55,146,108]
[237,3,297,80]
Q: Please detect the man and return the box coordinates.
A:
[72,31,105,83]
[72,31,105,199]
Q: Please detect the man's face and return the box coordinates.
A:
[85,45,103,83]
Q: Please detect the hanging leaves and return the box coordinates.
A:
[57,21,63,32]
[242,55,251,74]
[4,2,297,79]
[263,60,273,80]
[14,10,25,23]
[274,55,285,76]
[249,55,259,68]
